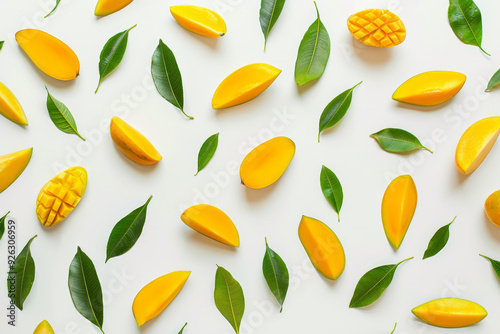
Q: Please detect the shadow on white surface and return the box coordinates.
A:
[351,38,392,65]
[111,144,161,174]
[483,213,500,243]
[243,178,281,203]
[395,99,454,113]
[186,230,237,253]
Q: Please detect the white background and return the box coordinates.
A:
[1,0,500,333]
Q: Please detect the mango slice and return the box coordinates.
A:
[110,116,162,166]
[240,136,295,189]
[347,9,405,47]
[485,190,500,227]
[181,204,239,247]
[393,71,466,106]
[95,0,134,16]
[0,81,28,125]
[0,148,32,194]
[412,298,487,328]
[36,167,87,226]
[382,175,417,249]
[34,320,55,334]
[16,29,80,81]
[455,117,500,175]
[298,216,345,280]
[133,271,190,327]
[212,63,281,109]
[171,5,226,38]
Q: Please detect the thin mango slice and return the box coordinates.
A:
[133,271,190,327]
[212,63,281,109]
[485,190,500,227]
[33,320,55,334]
[0,81,28,125]
[393,71,466,106]
[347,9,406,47]
[16,29,80,81]
[298,216,345,280]
[455,117,500,174]
[171,5,226,37]
[0,148,32,194]
[412,298,487,328]
[36,167,87,226]
[240,136,295,189]
[95,0,134,16]
[382,175,417,249]
[181,204,239,247]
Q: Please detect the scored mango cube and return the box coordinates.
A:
[347,9,406,47]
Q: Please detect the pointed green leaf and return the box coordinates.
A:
[214,266,245,334]
[423,216,456,259]
[178,323,188,333]
[320,165,343,221]
[45,0,61,18]
[196,133,219,176]
[448,0,489,55]
[480,254,500,280]
[0,211,8,240]
[259,0,286,50]
[390,323,397,334]
[262,238,289,312]
[0,41,4,51]
[486,68,500,91]
[370,128,432,153]
[45,87,85,141]
[8,235,37,310]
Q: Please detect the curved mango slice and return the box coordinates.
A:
[36,167,87,226]
[485,190,500,227]
[95,0,134,16]
[382,175,417,249]
[240,136,295,189]
[0,148,32,194]
[34,320,55,334]
[16,29,80,81]
[212,63,281,109]
[181,204,239,247]
[298,216,345,280]
[0,82,28,125]
[133,271,190,327]
[171,5,226,37]
[347,9,405,47]
[110,116,162,166]
[393,71,466,106]
[455,117,500,175]
[412,298,487,328]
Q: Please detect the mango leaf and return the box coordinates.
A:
[262,238,289,312]
[196,133,219,176]
[45,87,85,141]
[0,41,4,51]
[45,0,61,18]
[320,165,343,221]
[8,235,37,310]
[486,68,500,91]
[370,128,432,153]
[423,216,456,259]
[0,211,8,240]
[260,0,286,50]
[214,266,245,334]
[448,0,489,55]
[178,323,188,333]
[480,254,500,280]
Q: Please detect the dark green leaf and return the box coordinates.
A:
[423,216,456,259]
[480,254,500,280]
[448,0,489,55]
[68,247,104,333]
[106,196,152,262]
[318,82,361,141]
[0,211,8,240]
[8,235,37,310]
[0,41,4,51]
[262,238,289,312]
[45,87,85,141]
[320,165,343,221]
[178,323,188,333]
[45,0,61,18]
[196,133,219,176]
[214,266,245,334]
[294,2,330,86]
[96,24,136,93]
[349,257,413,308]
[260,0,286,50]
[370,128,432,154]
[390,323,397,334]
[486,68,500,91]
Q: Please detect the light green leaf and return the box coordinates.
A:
[448,0,489,55]
[45,87,85,141]
[0,211,8,240]
[214,266,245,334]
[370,128,432,154]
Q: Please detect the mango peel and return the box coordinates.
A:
[0,81,28,125]
[485,190,500,227]
[33,320,55,334]
[0,148,33,194]
[171,5,226,37]
[95,0,134,16]
[412,298,487,328]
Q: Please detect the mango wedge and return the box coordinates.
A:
[382,175,417,249]
[16,29,80,81]
[171,6,226,37]
[95,0,134,16]
[133,271,190,327]
[181,204,239,247]
[347,9,406,47]
[298,216,345,280]
[212,63,281,109]
[393,71,466,106]
[240,136,295,189]
[0,82,28,125]
[485,190,500,227]
[412,298,487,328]
[455,117,500,174]
[0,148,32,194]
[110,116,162,165]
[33,320,55,334]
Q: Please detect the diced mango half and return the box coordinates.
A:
[0,148,32,194]
[95,0,134,16]
[33,320,55,334]
[171,5,226,38]
[412,298,487,328]
[0,81,28,125]
[347,9,406,47]
[485,190,500,227]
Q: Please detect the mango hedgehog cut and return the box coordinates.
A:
[347,9,406,47]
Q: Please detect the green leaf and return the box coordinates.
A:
[370,128,432,154]
[0,211,8,240]
[68,247,105,333]
[480,254,500,280]
[106,196,152,262]
[151,39,192,119]
[45,87,85,141]
[214,266,245,334]
[8,235,37,310]
[448,0,489,55]
[486,68,500,91]
[349,257,413,308]
[96,24,136,93]
[320,165,343,221]
[178,323,188,333]
[259,0,286,50]
[262,238,289,312]
[45,0,61,18]
[423,216,456,259]
[390,323,397,334]
[0,41,4,51]
[294,1,330,86]
[196,133,219,176]
[318,82,361,142]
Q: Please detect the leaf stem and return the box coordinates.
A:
[479,254,491,260]
[396,256,414,266]
[180,108,194,120]
[480,46,491,56]
[390,322,397,334]
[95,80,101,94]
[423,146,433,154]
[128,24,138,32]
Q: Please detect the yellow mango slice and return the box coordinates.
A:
[171,5,226,37]
[455,117,500,175]
[485,190,500,227]
[36,167,87,226]
[33,320,55,334]
[0,82,28,125]
[212,63,281,109]
[412,298,487,328]
[240,136,295,189]
[298,216,345,280]
[181,204,239,247]
[95,0,134,16]
[347,9,406,47]
[16,29,80,81]
[0,148,32,194]
[382,175,417,249]
[393,71,466,106]
[133,271,190,327]
[110,116,162,166]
